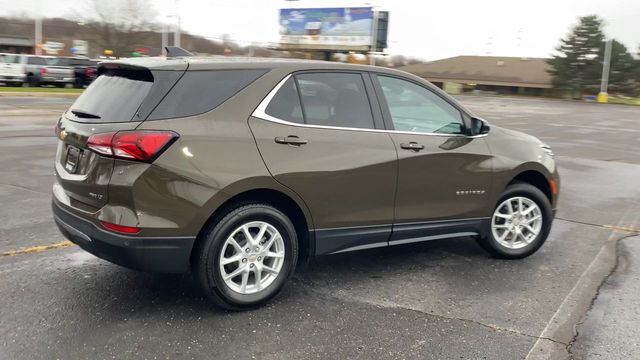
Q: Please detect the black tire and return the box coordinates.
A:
[27,75,39,87]
[477,182,553,259]
[193,203,298,310]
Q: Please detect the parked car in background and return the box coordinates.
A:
[0,54,89,88]
[50,57,98,88]
[0,53,26,87]
[52,56,559,310]
[72,58,98,88]
[0,54,74,87]
[22,55,53,87]
[41,56,75,87]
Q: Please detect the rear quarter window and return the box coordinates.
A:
[147,69,268,120]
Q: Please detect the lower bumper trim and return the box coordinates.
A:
[52,200,195,273]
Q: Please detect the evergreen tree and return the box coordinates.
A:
[547,15,605,96]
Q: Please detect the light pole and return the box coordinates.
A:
[34,17,42,55]
[33,0,42,55]
[174,0,181,47]
[162,15,178,55]
[597,39,613,103]
[161,22,168,55]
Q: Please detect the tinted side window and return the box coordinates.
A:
[264,77,303,123]
[377,75,464,135]
[27,57,46,65]
[46,57,71,66]
[295,72,374,129]
[148,69,267,120]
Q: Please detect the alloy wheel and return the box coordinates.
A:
[491,196,543,249]
[218,221,285,294]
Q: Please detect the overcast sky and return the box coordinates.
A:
[1,0,639,60]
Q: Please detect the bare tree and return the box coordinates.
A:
[77,0,158,57]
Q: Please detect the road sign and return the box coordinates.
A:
[72,40,89,56]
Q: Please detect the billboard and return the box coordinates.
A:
[279,7,374,51]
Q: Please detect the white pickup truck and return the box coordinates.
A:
[0,53,26,87]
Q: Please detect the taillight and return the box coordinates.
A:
[87,130,178,162]
[40,67,48,76]
[100,221,141,234]
[85,67,94,77]
[87,133,114,156]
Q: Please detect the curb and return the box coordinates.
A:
[525,210,639,359]
[0,92,81,98]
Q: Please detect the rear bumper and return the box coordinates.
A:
[41,77,73,84]
[52,200,195,273]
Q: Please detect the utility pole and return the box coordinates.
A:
[34,17,42,55]
[597,39,613,103]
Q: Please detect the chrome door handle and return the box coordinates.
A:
[274,135,308,146]
[400,142,424,151]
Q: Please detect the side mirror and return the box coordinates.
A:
[469,117,490,136]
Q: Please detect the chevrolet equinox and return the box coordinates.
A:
[52,55,559,310]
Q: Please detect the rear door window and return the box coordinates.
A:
[295,72,375,129]
[148,69,268,120]
[67,70,154,123]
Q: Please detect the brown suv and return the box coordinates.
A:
[52,56,559,310]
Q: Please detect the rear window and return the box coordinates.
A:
[148,69,268,120]
[0,54,21,64]
[67,70,153,123]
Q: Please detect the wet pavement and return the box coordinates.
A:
[0,95,639,359]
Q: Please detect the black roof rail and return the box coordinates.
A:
[164,46,194,58]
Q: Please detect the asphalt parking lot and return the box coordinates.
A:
[1,94,639,359]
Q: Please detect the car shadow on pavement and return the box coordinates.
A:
[85,237,506,308]
[55,237,490,312]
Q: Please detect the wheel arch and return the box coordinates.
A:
[190,188,314,269]
[508,169,553,204]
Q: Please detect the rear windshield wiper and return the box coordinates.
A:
[70,109,101,119]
